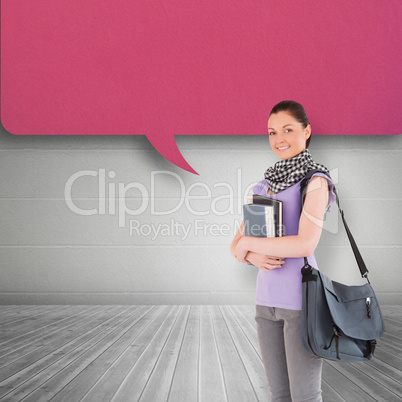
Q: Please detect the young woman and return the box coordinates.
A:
[230,100,337,402]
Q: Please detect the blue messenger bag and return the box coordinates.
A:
[299,169,385,362]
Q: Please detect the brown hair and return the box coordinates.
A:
[269,100,312,148]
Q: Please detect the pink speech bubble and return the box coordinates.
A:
[1,0,401,175]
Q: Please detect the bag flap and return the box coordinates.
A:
[323,278,375,303]
[319,272,385,339]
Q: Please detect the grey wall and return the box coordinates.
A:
[0,128,401,305]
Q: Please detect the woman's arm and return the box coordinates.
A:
[235,176,329,262]
[230,219,245,259]
[230,196,253,258]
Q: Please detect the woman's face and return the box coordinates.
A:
[267,111,311,160]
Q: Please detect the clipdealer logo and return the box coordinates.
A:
[64,168,339,240]
[64,169,255,239]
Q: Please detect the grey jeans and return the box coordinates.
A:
[255,305,323,402]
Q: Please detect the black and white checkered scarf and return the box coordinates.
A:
[264,149,329,194]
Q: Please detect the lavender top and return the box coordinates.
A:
[252,173,337,310]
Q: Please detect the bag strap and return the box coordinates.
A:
[300,169,370,282]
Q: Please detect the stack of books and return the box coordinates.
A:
[242,194,283,265]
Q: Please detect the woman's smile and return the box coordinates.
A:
[277,145,290,152]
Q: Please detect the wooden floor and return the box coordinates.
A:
[0,305,400,402]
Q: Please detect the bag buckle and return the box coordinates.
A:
[331,323,342,360]
[332,322,342,337]
[366,297,371,318]
[362,271,371,284]
[370,339,377,355]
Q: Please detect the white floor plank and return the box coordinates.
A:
[198,305,227,402]
[209,305,258,401]
[136,306,190,402]
[168,305,200,402]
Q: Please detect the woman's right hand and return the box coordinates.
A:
[245,251,285,272]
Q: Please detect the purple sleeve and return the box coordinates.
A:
[309,173,337,212]
[252,179,266,196]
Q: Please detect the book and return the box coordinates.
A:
[242,195,283,266]
[252,194,283,237]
